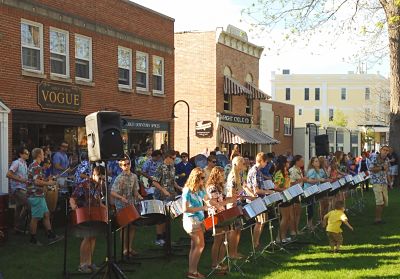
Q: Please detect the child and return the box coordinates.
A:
[323,200,353,253]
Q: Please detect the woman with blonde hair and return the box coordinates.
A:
[206,166,236,274]
[226,156,246,259]
[317,156,331,223]
[182,167,210,279]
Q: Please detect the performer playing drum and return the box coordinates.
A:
[152,150,183,246]
[69,166,106,274]
[111,156,142,257]
[247,152,274,250]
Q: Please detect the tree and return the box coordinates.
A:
[242,0,400,186]
[332,109,349,127]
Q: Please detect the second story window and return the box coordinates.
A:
[136,51,148,91]
[315,88,320,100]
[246,97,253,114]
[118,46,132,88]
[21,19,43,73]
[285,88,291,100]
[298,108,303,115]
[305,88,310,100]
[329,108,334,121]
[224,94,232,111]
[284,117,293,136]
[153,56,164,94]
[275,115,280,131]
[365,87,370,100]
[75,34,92,81]
[50,28,69,77]
[341,88,347,100]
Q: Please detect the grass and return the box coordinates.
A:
[1,188,400,279]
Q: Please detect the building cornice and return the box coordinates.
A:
[217,31,263,58]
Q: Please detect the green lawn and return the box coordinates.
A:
[1,188,399,279]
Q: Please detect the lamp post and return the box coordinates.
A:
[306,122,318,159]
[172,100,190,157]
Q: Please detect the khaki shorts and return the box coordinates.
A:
[183,216,205,235]
[327,232,343,247]
[372,184,388,206]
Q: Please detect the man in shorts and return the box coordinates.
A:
[369,145,390,224]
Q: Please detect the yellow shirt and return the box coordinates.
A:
[325,209,348,233]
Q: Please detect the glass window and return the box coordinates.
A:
[153,56,164,94]
[136,51,148,90]
[224,94,232,111]
[246,97,253,114]
[298,108,302,115]
[284,117,292,136]
[329,108,334,121]
[285,88,290,100]
[118,47,132,88]
[315,88,320,100]
[315,108,320,122]
[365,87,370,100]
[75,34,92,81]
[341,88,347,100]
[275,115,280,131]
[21,19,43,72]
[305,88,309,100]
[50,28,69,76]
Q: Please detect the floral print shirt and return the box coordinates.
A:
[71,180,102,208]
[27,161,45,197]
[111,172,139,211]
[153,163,177,200]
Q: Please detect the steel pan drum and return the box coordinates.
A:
[166,196,183,219]
[243,197,267,219]
[116,205,141,227]
[134,200,167,226]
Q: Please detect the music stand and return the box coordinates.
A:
[300,185,321,239]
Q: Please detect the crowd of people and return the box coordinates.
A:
[5,141,397,278]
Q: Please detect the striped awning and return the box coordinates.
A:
[220,125,280,145]
[224,76,252,97]
[246,83,271,100]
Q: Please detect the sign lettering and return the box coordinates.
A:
[195,121,213,138]
[38,82,81,112]
[220,113,251,124]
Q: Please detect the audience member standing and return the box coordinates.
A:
[175,152,194,190]
[52,141,70,177]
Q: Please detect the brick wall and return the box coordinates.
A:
[0,1,175,161]
[265,100,295,155]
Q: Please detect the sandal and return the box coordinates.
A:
[78,264,92,274]
[187,272,206,279]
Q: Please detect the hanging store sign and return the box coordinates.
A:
[195,121,213,138]
[220,113,251,124]
[38,82,81,112]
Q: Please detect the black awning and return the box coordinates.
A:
[12,110,85,126]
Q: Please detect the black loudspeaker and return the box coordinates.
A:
[85,111,124,161]
[315,134,329,156]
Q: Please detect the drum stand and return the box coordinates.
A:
[115,224,140,270]
[300,198,320,240]
[91,165,127,279]
[207,229,245,277]
[257,207,289,256]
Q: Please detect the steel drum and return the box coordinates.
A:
[262,180,275,190]
[116,205,141,227]
[165,196,183,219]
[44,184,59,213]
[203,206,243,231]
[243,197,267,219]
[134,200,167,226]
[303,185,320,198]
[263,192,283,206]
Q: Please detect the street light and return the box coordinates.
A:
[171,100,190,157]
[306,122,318,159]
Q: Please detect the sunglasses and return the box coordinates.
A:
[212,160,217,163]
[120,162,130,166]
[23,151,30,155]
[182,156,187,158]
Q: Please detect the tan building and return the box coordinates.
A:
[174,25,279,157]
[271,70,390,151]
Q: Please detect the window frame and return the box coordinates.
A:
[245,97,253,115]
[74,34,92,82]
[365,87,370,100]
[285,88,291,100]
[315,88,320,100]
[315,108,320,122]
[21,18,44,74]
[275,115,280,132]
[304,88,310,101]
[49,27,69,78]
[136,51,149,92]
[223,94,232,111]
[152,55,164,94]
[329,108,334,121]
[118,46,132,89]
[283,117,293,136]
[298,108,303,116]
[341,88,347,100]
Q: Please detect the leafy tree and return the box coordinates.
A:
[332,109,348,127]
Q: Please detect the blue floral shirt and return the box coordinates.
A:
[182,187,206,221]
[247,165,264,195]
[74,160,91,185]
[107,160,122,185]
[369,154,390,185]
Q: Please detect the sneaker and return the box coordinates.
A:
[30,238,43,246]
[154,239,166,246]
[78,264,92,274]
[48,234,63,245]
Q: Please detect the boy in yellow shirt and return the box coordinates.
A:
[323,200,354,253]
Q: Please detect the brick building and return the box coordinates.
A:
[259,100,294,156]
[0,0,174,192]
[174,26,278,158]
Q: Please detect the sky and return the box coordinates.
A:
[132,0,390,93]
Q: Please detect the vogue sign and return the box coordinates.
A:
[38,82,81,112]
